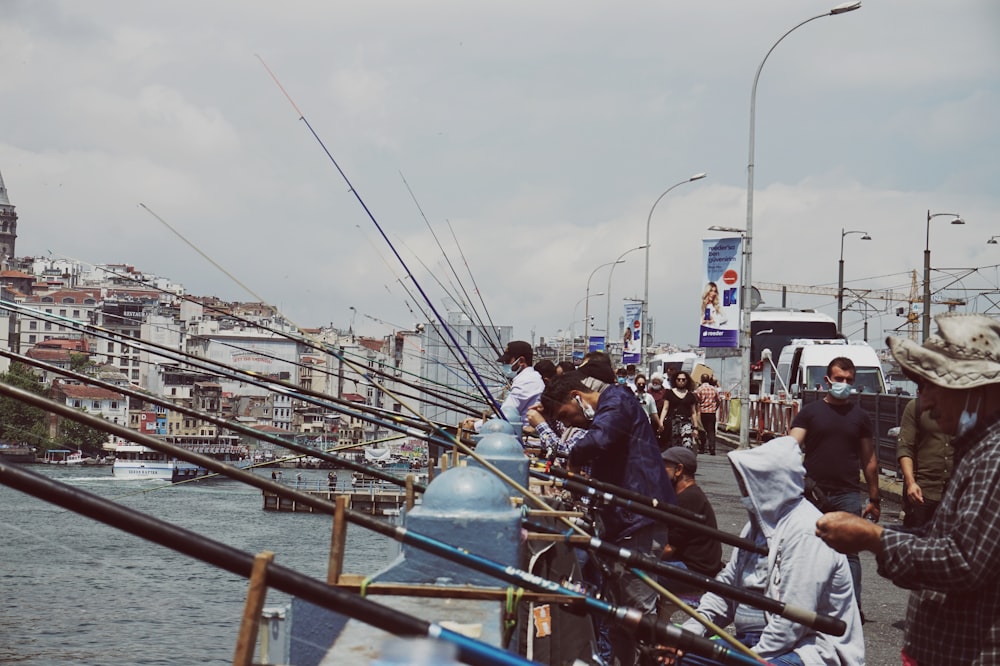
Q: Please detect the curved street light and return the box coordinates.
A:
[923,209,965,341]
[988,236,1000,245]
[607,244,649,357]
[585,261,622,347]
[837,229,872,332]
[738,0,861,449]
[642,172,708,366]
[572,292,604,360]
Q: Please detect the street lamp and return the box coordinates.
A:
[739,0,861,449]
[585,261,622,348]
[607,244,649,357]
[988,236,1000,245]
[572,292,604,360]
[923,209,965,341]
[642,172,708,366]
[837,229,872,332]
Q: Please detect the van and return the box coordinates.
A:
[773,339,886,399]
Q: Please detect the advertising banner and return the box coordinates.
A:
[699,238,742,348]
[588,336,605,353]
[622,301,643,365]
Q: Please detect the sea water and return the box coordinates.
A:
[0,465,397,665]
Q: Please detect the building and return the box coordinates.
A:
[0,170,18,263]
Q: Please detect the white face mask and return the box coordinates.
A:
[957,391,981,437]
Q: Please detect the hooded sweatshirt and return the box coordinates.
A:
[682,436,865,665]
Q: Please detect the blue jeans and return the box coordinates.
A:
[678,632,804,665]
[824,490,862,608]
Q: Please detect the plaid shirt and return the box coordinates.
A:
[694,382,720,414]
[878,413,1000,664]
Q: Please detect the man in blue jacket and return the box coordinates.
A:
[541,371,675,665]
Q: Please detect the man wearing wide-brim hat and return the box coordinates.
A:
[817,313,1000,665]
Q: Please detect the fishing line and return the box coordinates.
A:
[255,54,502,417]
[445,218,504,352]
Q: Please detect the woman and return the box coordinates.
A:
[700,282,727,326]
[659,371,700,450]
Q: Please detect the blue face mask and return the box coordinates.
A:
[503,360,520,380]
[828,381,853,400]
[957,391,981,437]
[617,377,626,385]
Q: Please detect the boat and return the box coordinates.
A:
[113,434,252,482]
[41,449,91,465]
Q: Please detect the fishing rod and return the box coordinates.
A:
[58,255,489,411]
[0,302,476,442]
[399,171,502,360]
[0,462,532,666]
[446,218,504,353]
[542,464,702,517]
[530,469,766,556]
[0,383,773,663]
[256,55,503,418]
[522,520,846,637]
[1,350,436,491]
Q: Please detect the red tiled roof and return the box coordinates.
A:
[53,382,124,400]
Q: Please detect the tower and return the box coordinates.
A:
[0,170,17,264]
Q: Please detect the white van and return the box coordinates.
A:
[774,339,886,398]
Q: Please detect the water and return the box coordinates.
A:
[0,465,398,665]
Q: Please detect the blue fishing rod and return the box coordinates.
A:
[256,55,503,418]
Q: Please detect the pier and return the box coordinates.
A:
[261,479,417,515]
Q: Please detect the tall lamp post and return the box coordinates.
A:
[642,172,708,366]
[738,0,861,449]
[572,292,603,360]
[988,236,1000,245]
[923,209,964,341]
[837,228,872,333]
[585,261,622,350]
[607,244,649,357]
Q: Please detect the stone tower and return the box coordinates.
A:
[0,170,17,264]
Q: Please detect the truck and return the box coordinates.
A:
[772,338,887,399]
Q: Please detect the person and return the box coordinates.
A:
[634,374,660,427]
[327,470,338,491]
[694,374,721,455]
[296,471,303,486]
[271,470,277,481]
[676,437,864,665]
[896,397,952,528]
[534,359,558,384]
[625,363,638,392]
[700,282,727,326]
[659,371,699,450]
[816,314,1000,665]
[648,373,670,449]
[659,447,722,586]
[788,356,878,611]
[460,340,544,433]
[540,371,675,665]
[556,360,576,375]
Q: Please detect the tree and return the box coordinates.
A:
[0,362,51,449]
[58,410,112,454]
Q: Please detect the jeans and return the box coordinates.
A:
[678,631,805,665]
[824,490,862,607]
[700,413,717,453]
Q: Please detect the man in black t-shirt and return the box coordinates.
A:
[659,447,723,596]
[789,356,879,611]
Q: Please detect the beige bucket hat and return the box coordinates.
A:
[887,313,1000,390]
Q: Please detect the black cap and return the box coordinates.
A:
[498,340,533,364]
[661,447,697,475]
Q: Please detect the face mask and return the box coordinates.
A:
[503,360,520,380]
[574,395,596,421]
[617,377,626,385]
[957,391,981,437]
[828,381,853,400]
[636,385,646,393]
[651,383,662,390]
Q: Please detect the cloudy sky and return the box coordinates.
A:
[1,0,997,351]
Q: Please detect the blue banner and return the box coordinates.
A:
[588,336,605,352]
[622,301,642,365]
[699,237,741,348]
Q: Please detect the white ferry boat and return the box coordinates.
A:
[112,434,252,482]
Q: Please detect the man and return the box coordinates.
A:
[897,397,953,528]
[789,356,878,610]
[659,447,722,584]
[694,374,721,455]
[817,314,1000,665]
[678,437,864,665]
[461,340,544,432]
[541,371,675,665]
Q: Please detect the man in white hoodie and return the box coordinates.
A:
[677,436,864,665]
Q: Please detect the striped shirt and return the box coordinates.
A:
[877,413,1000,664]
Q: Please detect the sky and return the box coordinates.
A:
[1,0,998,352]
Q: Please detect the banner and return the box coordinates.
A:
[588,336,605,353]
[699,238,741,348]
[622,301,643,365]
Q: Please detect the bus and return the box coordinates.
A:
[751,308,839,362]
